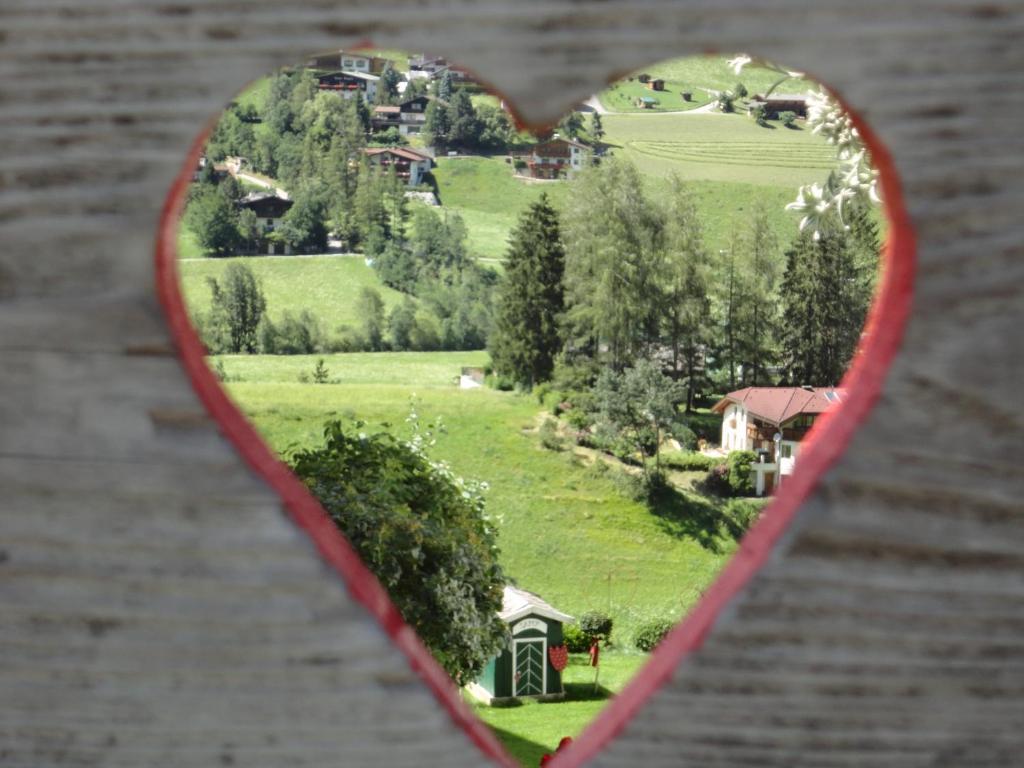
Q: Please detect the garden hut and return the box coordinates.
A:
[468,586,574,704]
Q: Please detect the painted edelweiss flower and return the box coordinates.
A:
[726,54,752,75]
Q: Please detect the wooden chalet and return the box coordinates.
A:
[371,95,431,135]
[647,78,666,91]
[519,136,592,179]
[362,146,433,187]
[316,70,379,101]
[306,49,389,74]
[236,192,294,255]
[749,92,808,118]
[712,386,846,495]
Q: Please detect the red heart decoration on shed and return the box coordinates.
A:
[155,52,914,768]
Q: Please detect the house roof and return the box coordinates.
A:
[756,92,808,102]
[338,70,380,81]
[364,146,432,162]
[498,586,574,625]
[712,387,846,426]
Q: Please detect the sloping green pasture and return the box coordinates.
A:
[179,255,407,333]
[211,350,738,647]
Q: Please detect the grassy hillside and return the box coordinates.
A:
[179,254,407,333]
[211,350,738,645]
[432,156,571,259]
[602,112,834,188]
[597,55,814,113]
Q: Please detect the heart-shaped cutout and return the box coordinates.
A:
[156,49,914,767]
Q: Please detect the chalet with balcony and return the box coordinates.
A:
[306,50,389,75]
[712,386,846,495]
[236,192,293,255]
[362,146,433,187]
[316,70,379,102]
[520,137,592,180]
[370,95,431,135]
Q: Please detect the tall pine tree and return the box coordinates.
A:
[489,193,566,388]
[779,229,867,386]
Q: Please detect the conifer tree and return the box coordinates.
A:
[489,193,566,387]
[779,229,866,386]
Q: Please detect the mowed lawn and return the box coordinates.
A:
[469,653,648,766]
[211,350,738,646]
[178,254,407,333]
[602,112,835,188]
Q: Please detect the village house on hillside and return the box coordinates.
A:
[306,49,389,74]
[316,70,380,102]
[370,95,431,136]
[518,136,593,180]
[236,192,293,255]
[362,146,434,187]
[712,386,845,496]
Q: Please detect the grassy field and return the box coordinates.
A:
[432,156,571,259]
[232,75,272,113]
[597,55,813,113]
[211,350,738,646]
[179,254,408,333]
[602,112,834,188]
[469,652,648,766]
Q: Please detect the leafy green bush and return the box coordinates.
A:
[696,463,731,497]
[312,358,330,384]
[579,611,614,643]
[722,498,761,540]
[289,421,506,684]
[750,103,767,126]
[633,618,674,652]
[661,452,723,472]
[727,450,757,496]
[779,110,797,127]
[562,623,590,652]
[539,417,565,452]
[734,82,748,98]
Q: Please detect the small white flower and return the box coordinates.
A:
[726,54,752,75]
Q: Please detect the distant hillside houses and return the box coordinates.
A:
[316,70,380,101]
[371,95,431,136]
[236,192,293,255]
[305,49,389,75]
[516,136,593,180]
[363,146,434,187]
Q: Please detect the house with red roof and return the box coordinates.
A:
[712,386,845,495]
[362,146,433,187]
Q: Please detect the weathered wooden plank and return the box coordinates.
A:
[1,0,1023,765]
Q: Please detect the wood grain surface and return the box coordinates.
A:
[2,1,1023,765]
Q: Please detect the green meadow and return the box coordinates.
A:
[432,156,571,259]
[468,653,648,766]
[597,55,813,113]
[179,254,408,332]
[211,350,737,646]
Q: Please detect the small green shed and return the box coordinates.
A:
[468,586,574,704]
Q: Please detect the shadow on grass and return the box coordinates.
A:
[561,681,615,702]
[645,479,753,553]
[487,724,551,768]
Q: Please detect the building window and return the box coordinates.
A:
[781,445,793,459]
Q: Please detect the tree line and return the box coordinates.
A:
[490,156,879,398]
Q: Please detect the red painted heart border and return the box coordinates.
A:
[155,71,914,767]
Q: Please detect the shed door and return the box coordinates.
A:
[513,639,545,696]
